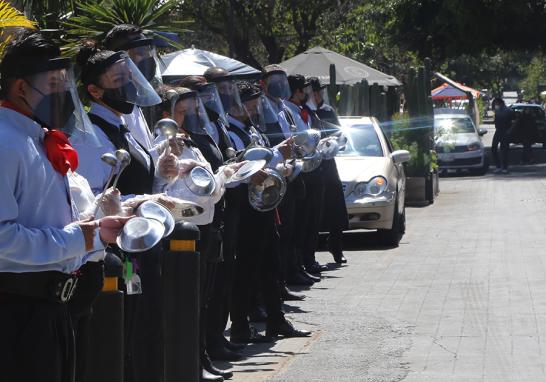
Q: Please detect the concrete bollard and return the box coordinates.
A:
[162,221,201,382]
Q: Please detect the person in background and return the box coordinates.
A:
[491,98,515,174]
[305,77,348,264]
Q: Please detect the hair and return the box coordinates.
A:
[287,74,306,94]
[103,24,143,51]
[204,67,229,82]
[177,75,207,90]
[0,30,61,99]
[157,85,194,115]
[492,97,505,107]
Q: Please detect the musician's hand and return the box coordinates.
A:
[275,137,294,160]
[168,134,186,156]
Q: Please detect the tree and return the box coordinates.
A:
[61,0,190,53]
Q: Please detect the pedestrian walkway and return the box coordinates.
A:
[227,164,546,382]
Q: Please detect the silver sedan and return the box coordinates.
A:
[336,117,410,246]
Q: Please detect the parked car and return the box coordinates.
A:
[336,116,410,246]
[508,103,546,146]
[434,113,488,174]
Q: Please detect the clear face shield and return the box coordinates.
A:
[124,38,163,88]
[197,83,229,127]
[304,84,318,110]
[242,93,280,133]
[22,58,101,147]
[215,78,246,118]
[99,52,161,108]
[170,91,214,136]
[264,72,291,101]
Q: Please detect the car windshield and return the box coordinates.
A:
[435,117,475,135]
[338,123,383,157]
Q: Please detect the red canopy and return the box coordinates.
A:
[431,82,480,100]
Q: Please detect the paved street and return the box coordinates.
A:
[224,160,546,382]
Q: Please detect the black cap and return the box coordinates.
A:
[309,76,327,91]
[287,74,309,93]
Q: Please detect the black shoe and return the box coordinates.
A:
[249,305,267,322]
[305,262,328,275]
[220,336,246,352]
[280,285,305,301]
[333,253,347,264]
[301,269,320,283]
[208,345,245,362]
[203,356,234,380]
[230,326,273,344]
[201,368,224,382]
[266,318,312,338]
[286,272,314,286]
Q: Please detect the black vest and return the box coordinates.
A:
[88,113,155,196]
[189,133,224,172]
[214,120,235,162]
[265,122,286,147]
[227,122,251,148]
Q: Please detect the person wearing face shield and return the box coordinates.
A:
[260,66,317,290]
[224,80,311,344]
[0,31,130,382]
[306,76,340,127]
[305,77,348,264]
[179,74,236,163]
[153,86,243,381]
[284,74,329,282]
[103,24,162,155]
[72,41,180,382]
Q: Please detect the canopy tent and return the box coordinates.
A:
[279,46,401,87]
[160,47,262,81]
[431,82,480,100]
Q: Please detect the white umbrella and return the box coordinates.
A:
[160,47,261,79]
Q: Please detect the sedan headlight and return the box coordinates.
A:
[467,142,481,151]
[353,176,388,197]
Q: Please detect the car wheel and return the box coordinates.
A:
[378,199,405,247]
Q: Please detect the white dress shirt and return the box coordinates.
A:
[73,102,152,198]
[0,108,88,273]
[154,134,225,225]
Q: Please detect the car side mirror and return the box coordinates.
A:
[478,128,487,136]
[391,150,411,164]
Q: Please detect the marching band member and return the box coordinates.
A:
[0,30,128,382]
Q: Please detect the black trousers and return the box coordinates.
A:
[296,168,325,268]
[231,193,283,331]
[207,188,242,346]
[277,182,300,281]
[0,295,74,382]
[68,261,104,382]
[492,129,510,169]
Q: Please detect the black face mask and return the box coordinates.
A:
[137,57,157,82]
[183,114,203,134]
[268,82,285,98]
[101,82,138,114]
[29,89,75,130]
[219,93,232,111]
[204,103,220,122]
